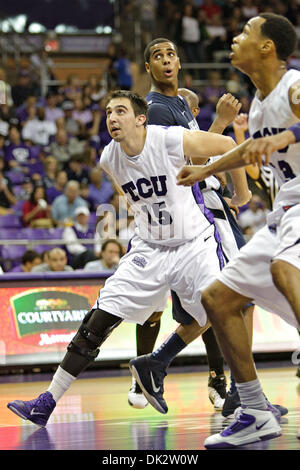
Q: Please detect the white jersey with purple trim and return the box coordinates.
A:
[99,125,210,247]
[249,69,300,225]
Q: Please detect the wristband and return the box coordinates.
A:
[287,123,300,142]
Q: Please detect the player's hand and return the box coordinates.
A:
[233,113,248,133]
[177,165,208,186]
[243,133,291,166]
[215,93,242,128]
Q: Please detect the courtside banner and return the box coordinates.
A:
[10,288,91,342]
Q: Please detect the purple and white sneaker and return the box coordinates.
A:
[204,407,281,449]
[7,391,56,428]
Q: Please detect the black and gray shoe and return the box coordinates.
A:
[129,354,168,414]
[208,373,227,410]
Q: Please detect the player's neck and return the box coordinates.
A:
[150,80,178,97]
[250,62,287,100]
[120,127,147,157]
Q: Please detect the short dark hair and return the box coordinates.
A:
[22,250,41,265]
[144,38,178,63]
[106,90,148,126]
[259,13,297,61]
[101,239,123,257]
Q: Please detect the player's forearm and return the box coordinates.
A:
[208,116,228,134]
[229,168,252,206]
[199,138,252,179]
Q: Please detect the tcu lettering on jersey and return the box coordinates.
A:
[122,175,167,202]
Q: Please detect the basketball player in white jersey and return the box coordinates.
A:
[7,90,248,428]
[177,13,300,448]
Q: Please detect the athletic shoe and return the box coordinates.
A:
[7,391,56,427]
[128,377,149,409]
[204,406,282,449]
[222,390,288,418]
[129,354,168,414]
[208,372,226,410]
[222,389,240,418]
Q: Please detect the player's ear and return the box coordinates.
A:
[261,39,274,57]
[178,57,181,71]
[145,62,151,75]
[136,114,147,127]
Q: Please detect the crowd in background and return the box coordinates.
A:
[0,0,292,273]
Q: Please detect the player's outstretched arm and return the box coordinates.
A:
[178,138,252,186]
[182,129,236,164]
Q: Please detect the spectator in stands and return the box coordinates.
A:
[62,74,82,101]
[205,13,227,61]
[48,128,84,165]
[18,177,33,201]
[22,184,53,228]
[45,92,64,123]
[200,0,222,23]
[72,97,92,128]
[112,46,133,91]
[88,167,114,212]
[16,96,37,126]
[63,206,98,269]
[9,250,42,273]
[202,70,226,107]
[79,181,93,211]
[42,156,59,189]
[0,68,13,107]
[83,238,122,272]
[11,70,38,108]
[5,125,37,174]
[176,3,203,66]
[0,122,8,160]
[65,153,90,184]
[46,170,67,204]
[61,101,81,137]
[22,106,56,146]
[86,74,107,103]
[0,156,16,214]
[238,194,269,235]
[32,247,73,272]
[241,0,259,21]
[51,180,88,226]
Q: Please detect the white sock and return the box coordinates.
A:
[47,366,76,403]
[236,378,268,411]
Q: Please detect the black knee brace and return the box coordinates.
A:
[67,309,123,362]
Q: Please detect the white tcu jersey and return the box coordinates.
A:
[249,69,300,225]
[100,125,210,246]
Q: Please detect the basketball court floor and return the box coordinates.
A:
[0,364,299,451]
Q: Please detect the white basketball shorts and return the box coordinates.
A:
[218,204,300,328]
[94,224,224,326]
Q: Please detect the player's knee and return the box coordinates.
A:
[270,259,289,291]
[67,308,123,362]
[202,283,222,317]
[147,311,163,322]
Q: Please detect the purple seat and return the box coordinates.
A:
[0,228,24,240]
[34,243,64,254]
[11,200,26,216]
[0,215,22,228]
[0,243,26,272]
